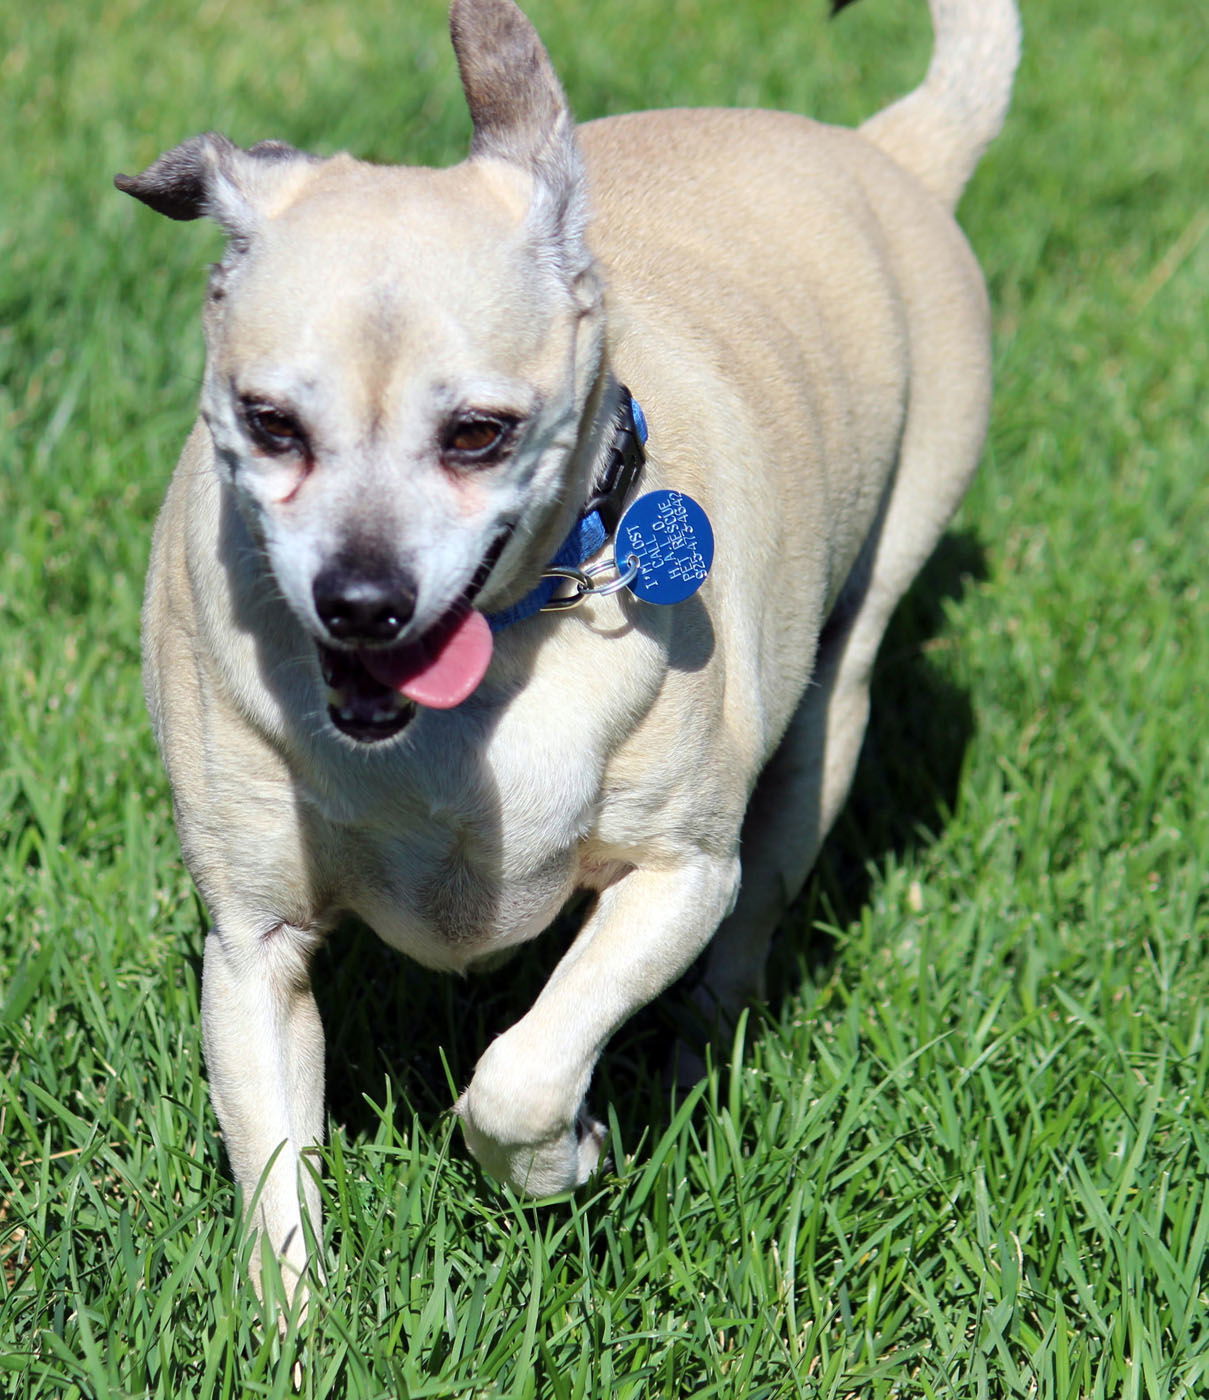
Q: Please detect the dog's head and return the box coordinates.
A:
[118,0,606,742]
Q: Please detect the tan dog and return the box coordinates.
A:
[118,0,1019,1294]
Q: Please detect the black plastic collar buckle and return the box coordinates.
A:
[583,387,646,536]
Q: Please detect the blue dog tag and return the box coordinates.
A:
[615,489,714,605]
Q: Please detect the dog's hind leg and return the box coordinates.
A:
[201,917,326,1302]
[699,257,993,1025]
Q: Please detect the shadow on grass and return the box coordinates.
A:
[314,527,986,1149]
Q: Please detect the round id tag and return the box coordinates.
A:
[615,489,714,605]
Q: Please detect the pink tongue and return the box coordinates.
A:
[358,607,494,709]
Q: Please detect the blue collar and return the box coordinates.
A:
[486,392,648,632]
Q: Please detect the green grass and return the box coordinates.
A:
[3,0,1208,1394]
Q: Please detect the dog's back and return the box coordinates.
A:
[574,0,1018,736]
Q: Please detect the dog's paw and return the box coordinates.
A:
[458,1101,606,1196]
[454,1038,605,1196]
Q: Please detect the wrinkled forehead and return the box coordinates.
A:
[221,157,559,370]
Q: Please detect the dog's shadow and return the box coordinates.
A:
[313,528,985,1152]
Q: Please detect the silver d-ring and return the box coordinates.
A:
[540,564,594,611]
[539,555,640,612]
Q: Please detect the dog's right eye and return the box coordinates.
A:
[242,402,307,455]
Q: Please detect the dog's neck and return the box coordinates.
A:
[485,374,646,631]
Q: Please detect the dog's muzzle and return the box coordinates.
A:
[317,525,513,743]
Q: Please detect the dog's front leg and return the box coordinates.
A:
[201,918,326,1298]
[456,854,740,1195]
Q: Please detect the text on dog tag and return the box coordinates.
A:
[616,489,714,605]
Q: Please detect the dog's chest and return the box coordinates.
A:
[352,824,578,973]
[321,714,601,972]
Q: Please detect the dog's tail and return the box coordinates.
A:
[856,0,1021,210]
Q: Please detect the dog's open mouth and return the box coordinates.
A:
[318,529,512,743]
[320,604,495,743]
[320,643,416,742]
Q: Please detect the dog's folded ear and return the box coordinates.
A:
[114,134,315,240]
[451,0,593,294]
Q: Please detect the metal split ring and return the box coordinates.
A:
[540,554,641,611]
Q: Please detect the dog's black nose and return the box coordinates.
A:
[313,564,417,643]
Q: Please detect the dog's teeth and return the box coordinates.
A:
[326,688,343,707]
[338,706,357,722]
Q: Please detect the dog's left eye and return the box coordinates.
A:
[442,415,517,464]
[242,401,308,455]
